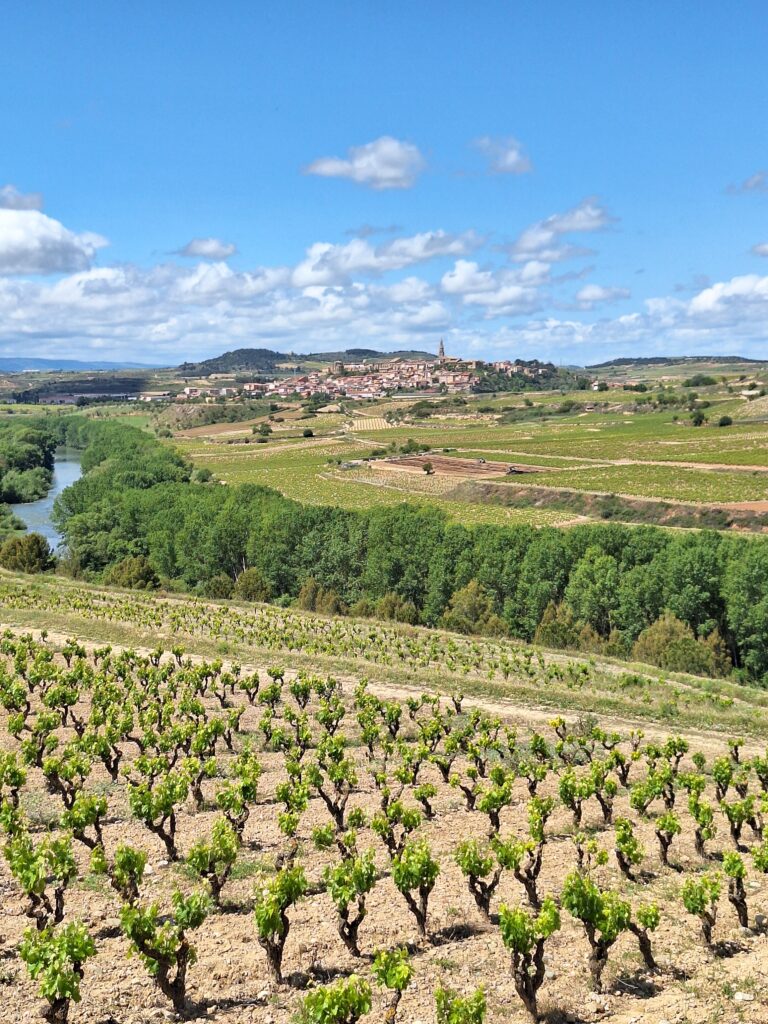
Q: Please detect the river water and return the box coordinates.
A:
[10,449,83,550]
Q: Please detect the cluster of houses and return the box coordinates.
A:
[253,358,475,400]
[115,344,553,405]
[168,344,553,403]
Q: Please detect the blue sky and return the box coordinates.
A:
[1,1,767,365]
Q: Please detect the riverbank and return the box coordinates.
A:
[9,448,82,548]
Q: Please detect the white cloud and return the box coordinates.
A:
[385,276,433,303]
[441,260,496,295]
[178,237,237,259]
[752,242,768,257]
[727,170,768,195]
[510,197,615,262]
[474,136,532,174]
[3,210,768,366]
[0,184,44,211]
[575,283,630,308]
[688,273,768,316]
[463,283,539,313]
[292,230,478,287]
[0,209,108,275]
[440,259,545,315]
[304,136,425,190]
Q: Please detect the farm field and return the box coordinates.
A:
[172,438,576,527]
[2,578,768,1024]
[171,387,768,527]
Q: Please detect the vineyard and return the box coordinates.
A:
[171,401,768,526]
[1,630,768,1023]
[1,572,766,737]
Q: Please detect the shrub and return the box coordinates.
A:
[628,903,660,972]
[654,811,681,868]
[376,592,419,624]
[233,567,271,602]
[186,817,241,905]
[455,839,501,918]
[533,602,580,650]
[104,554,159,591]
[296,577,346,615]
[614,817,644,880]
[372,947,412,1022]
[253,864,307,983]
[681,872,720,947]
[302,428,314,438]
[121,889,210,1014]
[441,580,507,637]
[723,851,749,928]
[392,839,439,938]
[632,613,729,676]
[718,415,733,427]
[561,872,631,991]
[201,574,234,599]
[434,986,486,1024]
[323,851,377,957]
[0,532,55,574]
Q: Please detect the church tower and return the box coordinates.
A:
[438,337,446,363]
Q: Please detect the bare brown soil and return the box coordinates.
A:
[2,632,768,1024]
[380,455,541,478]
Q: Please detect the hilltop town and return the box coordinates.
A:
[177,342,557,403]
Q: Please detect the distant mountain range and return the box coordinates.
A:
[178,347,436,375]
[0,357,154,373]
[587,355,768,368]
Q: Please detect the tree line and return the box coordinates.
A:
[0,416,61,504]
[43,418,768,685]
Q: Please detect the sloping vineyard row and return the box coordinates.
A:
[1,635,768,1022]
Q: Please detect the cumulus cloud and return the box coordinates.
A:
[752,242,768,257]
[441,259,496,295]
[474,136,532,174]
[177,237,237,260]
[0,209,108,275]
[575,284,631,308]
[304,136,425,190]
[385,276,433,303]
[727,170,768,195]
[4,209,768,366]
[509,198,615,262]
[0,184,44,210]
[440,259,546,315]
[292,230,479,287]
[687,273,768,317]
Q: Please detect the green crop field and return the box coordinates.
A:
[173,437,574,526]
[167,373,768,529]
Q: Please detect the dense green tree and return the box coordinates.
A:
[0,532,55,574]
[509,530,573,638]
[723,543,768,678]
[564,546,620,637]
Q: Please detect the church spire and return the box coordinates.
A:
[438,337,445,363]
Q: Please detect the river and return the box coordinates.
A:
[10,449,83,550]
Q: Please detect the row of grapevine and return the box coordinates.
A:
[0,631,766,1022]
